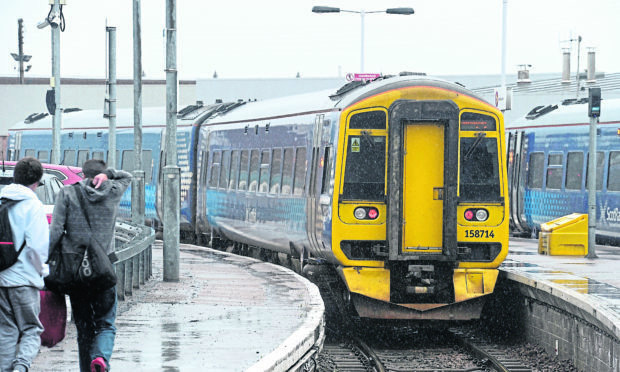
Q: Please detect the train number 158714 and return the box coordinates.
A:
[464,229,495,238]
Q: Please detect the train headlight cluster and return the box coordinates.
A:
[354,207,379,220]
[464,208,489,222]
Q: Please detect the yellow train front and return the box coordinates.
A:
[327,76,509,320]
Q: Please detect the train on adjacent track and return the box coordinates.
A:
[7,74,509,320]
[507,97,620,243]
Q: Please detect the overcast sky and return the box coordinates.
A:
[1,0,618,80]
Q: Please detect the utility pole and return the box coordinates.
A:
[51,0,62,164]
[163,0,180,281]
[106,26,117,168]
[586,87,601,259]
[132,0,145,225]
[11,19,32,84]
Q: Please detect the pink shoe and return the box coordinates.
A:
[90,357,107,372]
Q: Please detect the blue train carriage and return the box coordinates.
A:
[507,97,620,242]
[197,74,509,320]
[6,106,194,229]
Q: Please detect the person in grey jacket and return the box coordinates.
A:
[49,159,131,372]
[0,157,49,372]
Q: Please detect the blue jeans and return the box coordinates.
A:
[70,286,117,372]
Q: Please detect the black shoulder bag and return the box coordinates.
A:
[74,185,118,292]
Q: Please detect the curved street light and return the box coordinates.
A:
[312,6,414,73]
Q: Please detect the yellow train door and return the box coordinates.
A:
[402,123,444,252]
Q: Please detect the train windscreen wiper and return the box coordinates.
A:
[361,130,374,147]
[463,132,486,161]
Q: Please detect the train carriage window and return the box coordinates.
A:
[608,152,620,191]
[219,150,230,190]
[77,150,89,167]
[259,150,270,193]
[92,152,104,161]
[349,110,386,130]
[63,150,76,166]
[248,150,260,192]
[229,150,240,190]
[238,150,249,191]
[586,151,604,190]
[269,149,282,194]
[546,154,563,190]
[281,148,294,195]
[459,137,501,200]
[209,151,221,188]
[200,151,209,188]
[293,147,307,196]
[8,149,17,161]
[121,150,153,183]
[106,151,119,168]
[342,135,386,200]
[527,152,544,189]
[37,150,49,162]
[25,149,35,158]
[566,152,584,190]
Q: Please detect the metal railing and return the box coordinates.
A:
[113,220,155,301]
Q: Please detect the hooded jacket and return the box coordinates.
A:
[49,169,132,259]
[0,183,50,289]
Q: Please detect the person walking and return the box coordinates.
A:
[0,157,49,372]
[49,159,131,372]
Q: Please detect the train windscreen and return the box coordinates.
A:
[459,136,501,201]
[342,134,386,200]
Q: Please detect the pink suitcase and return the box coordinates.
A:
[39,290,67,347]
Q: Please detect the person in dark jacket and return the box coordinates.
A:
[49,159,131,372]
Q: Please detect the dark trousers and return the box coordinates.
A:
[70,286,117,372]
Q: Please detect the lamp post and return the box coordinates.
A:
[312,6,414,73]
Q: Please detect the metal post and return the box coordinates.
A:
[51,0,61,164]
[18,18,24,84]
[107,26,117,168]
[586,87,600,259]
[500,0,507,107]
[132,0,145,225]
[163,0,180,281]
[576,35,582,98]
[360,10,365,73]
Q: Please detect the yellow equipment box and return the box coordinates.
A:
[538,213,588,256]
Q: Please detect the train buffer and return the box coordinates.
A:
[538,213,588,256]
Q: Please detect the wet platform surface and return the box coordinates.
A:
[31,242,324,371]
[503,237,620,326]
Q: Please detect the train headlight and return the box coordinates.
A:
[475,209,489,221]
[354,207,367,220]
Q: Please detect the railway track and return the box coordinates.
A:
[317,327,533,372]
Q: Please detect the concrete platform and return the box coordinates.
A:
[31,242,325,371]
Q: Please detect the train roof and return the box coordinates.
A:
[9,75,490,131]
[507,97,620,130]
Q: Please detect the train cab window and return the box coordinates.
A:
[219,150,230,190]
[566,152,584,190]
[321,147,332,195]
[281,148,294,195]
[37,151,49,163]
[229,150,240,190]
[459,136,500,200]
[63,150,76,166]
[293,147,307,196]
[248,150,260,192]
[586,151,604,190]
[25,149,35,158]
[259,150,270,193]
[238,150,249,191]
[209,151,221,188]
[527,152,544,189]
[269,149,282,194]
[77,150,89,167]
[349,110,386,130]
[546,154,563,190]
[608,152,620,191]
[342,135,386,200]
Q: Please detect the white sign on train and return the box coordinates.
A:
[346,73,382,82]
